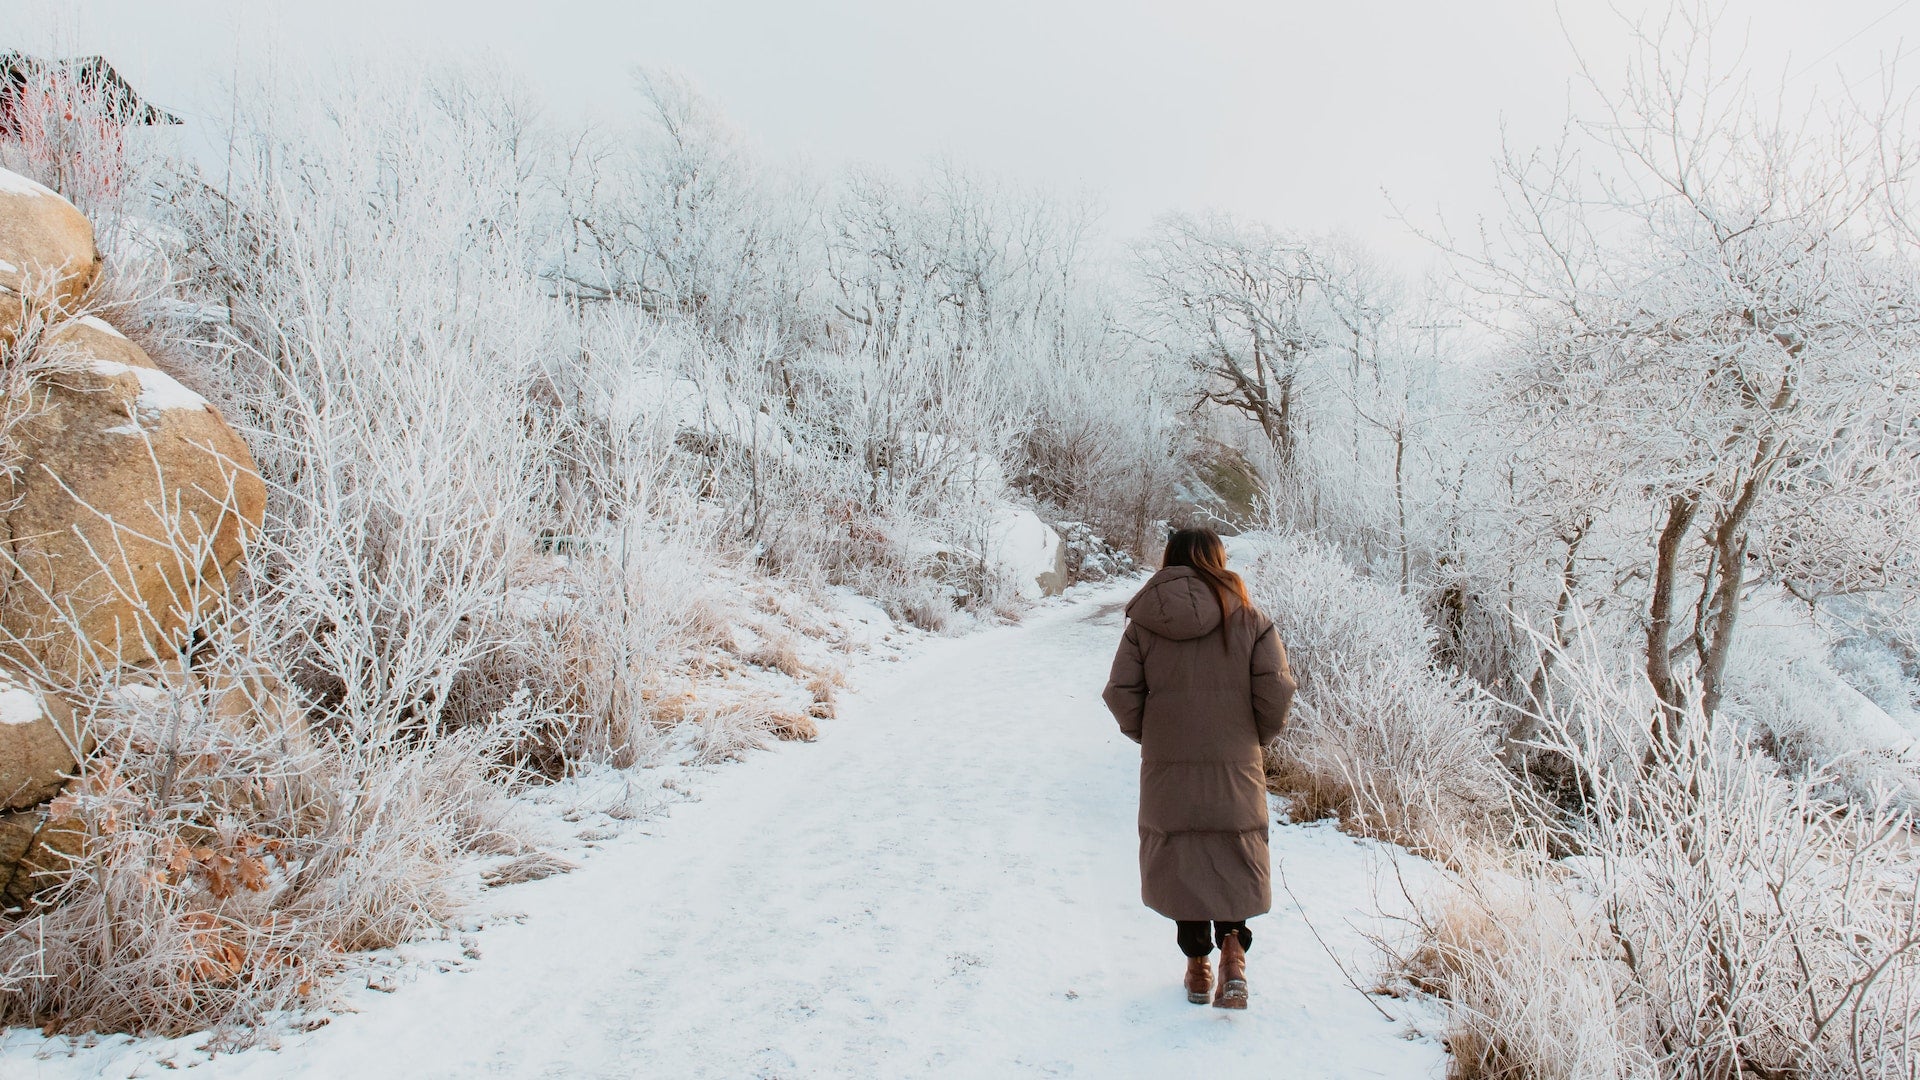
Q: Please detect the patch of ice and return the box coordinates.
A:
[0,169,57,199]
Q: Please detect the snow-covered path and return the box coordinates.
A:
[15,582,1446,1078]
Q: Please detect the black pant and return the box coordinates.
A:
[1176,920,1252,958]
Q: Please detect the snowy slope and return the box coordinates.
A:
[4,582,1446,1079]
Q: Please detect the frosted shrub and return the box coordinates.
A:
[0,75,602,1035]
[0,605,526,1038]
[517,516,742,769]
[160,74,568,751]
[1416,663,1920,1079]
[0,660,336,1037]
[1237,531,1507,857]
[1400,866,1647,1079]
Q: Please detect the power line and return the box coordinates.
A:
[1843,34,1920,93]
[1790,0,1914,80]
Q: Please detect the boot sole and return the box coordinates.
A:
[1213,979,1248,1009]
[1186,989,1210,1004]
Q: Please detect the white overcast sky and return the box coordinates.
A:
[9,1,1920,264]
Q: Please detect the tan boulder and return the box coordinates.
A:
[0,315,266,676]
[0,168,99,339]
[0,665,78,809]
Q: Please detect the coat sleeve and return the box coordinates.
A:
[1102,623,1148,744]
[1251,620,1296,745]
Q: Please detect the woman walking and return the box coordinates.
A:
[1101,527,1296,1009]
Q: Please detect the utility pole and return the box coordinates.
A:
[1408,319,1460,398]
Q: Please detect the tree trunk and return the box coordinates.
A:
[1696,462,1769,720]
[1524,524,1587,722]
[1698,523,1747,721]
[1646,492,1700,750]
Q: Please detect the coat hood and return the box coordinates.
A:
[1125,566,1234,641]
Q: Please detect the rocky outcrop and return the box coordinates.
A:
[1179,438,1264,534]
[0,799,82,908]
[0,167,268,906]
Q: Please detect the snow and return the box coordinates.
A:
[0,583,1446,1078]
[0,259,17,275]
[1729,588,1918,755]
[76,316,126,340]
[0,169,57,199]
[86,359,212,434]
[618,369,795,463]
[0,672,43,726]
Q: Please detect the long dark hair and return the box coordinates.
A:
[1162,527,1251,637]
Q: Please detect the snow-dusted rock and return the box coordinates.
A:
[1056,520,1138,583]
[0,305,271,901]
[0,166,98,339]
[1178,437,1262,533]
[0,315,267,677]
[986,504,1066,599]
[904,433,1068,599]
[0,664,77,810]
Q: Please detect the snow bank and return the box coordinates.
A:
[616,369,794,463]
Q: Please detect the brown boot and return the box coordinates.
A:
[1184,955,1213,1004]
[1214,931,1247,1009]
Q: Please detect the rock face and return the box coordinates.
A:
[1180,438,1264,534]
[0,168,268,906]
[0,167,99,338]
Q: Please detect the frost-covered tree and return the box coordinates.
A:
[1471,6,1920,737]
[553,69,815,343]
[1134,213,1325,463]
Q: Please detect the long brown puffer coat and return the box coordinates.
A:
[1101,566,1296,921]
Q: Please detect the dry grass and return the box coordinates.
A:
[747,634,807,679]
[767,711,819,742]
[481,852,577,888]
[1391,868,1635,1080]
[1263,744,1349,825]
[806,670,841,719]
